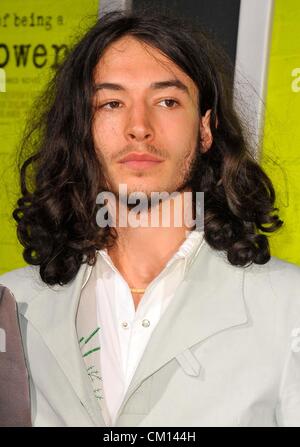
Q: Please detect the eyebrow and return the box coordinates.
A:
[93,79,190,96]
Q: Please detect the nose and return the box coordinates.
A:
[125,102,154,143]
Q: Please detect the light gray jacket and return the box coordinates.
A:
[0,240,300,427]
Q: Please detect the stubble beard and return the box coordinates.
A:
[99,132,202,212]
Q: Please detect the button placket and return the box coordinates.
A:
[115,276,135,377]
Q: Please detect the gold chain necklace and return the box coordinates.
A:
[130,288,146,293]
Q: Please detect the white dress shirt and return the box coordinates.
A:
[77,229,205,425]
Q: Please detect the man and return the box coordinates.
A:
[0,10,300,427]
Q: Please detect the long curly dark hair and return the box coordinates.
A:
[13,9,283,286]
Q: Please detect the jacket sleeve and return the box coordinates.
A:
[276,325,300,426]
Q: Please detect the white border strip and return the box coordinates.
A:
[234,0,274,158]
[98,0,132,17]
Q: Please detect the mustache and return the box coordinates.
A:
[112,144,168,162]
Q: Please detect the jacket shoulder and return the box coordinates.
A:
[0,265,45,305]
[244,255,300,324]
[269,255,300,275]
[267,255,300,298]
[244,255,300,281]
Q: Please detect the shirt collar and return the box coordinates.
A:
[81,230,205,290]
[166,229,204,275]
[96,229,204,278]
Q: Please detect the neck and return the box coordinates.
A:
[107,189,195,290]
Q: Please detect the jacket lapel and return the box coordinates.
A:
[19,261,106,427]
[114,240,249,421]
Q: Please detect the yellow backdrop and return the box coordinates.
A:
[262,0,300,266]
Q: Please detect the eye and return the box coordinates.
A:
[96,99,179,110]
[100,101,122,110]
[158,99,179,108]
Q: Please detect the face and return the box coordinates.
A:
[92,35,212,201]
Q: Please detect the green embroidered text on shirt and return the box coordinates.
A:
[78,327,103,401]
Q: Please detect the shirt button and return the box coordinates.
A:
[121,321,129,329]
[142,319,150,328]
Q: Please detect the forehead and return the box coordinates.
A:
[93,36,198,99]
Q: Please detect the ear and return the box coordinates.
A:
[200,109,213,153]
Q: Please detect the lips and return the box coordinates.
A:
[119,152,164,163]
